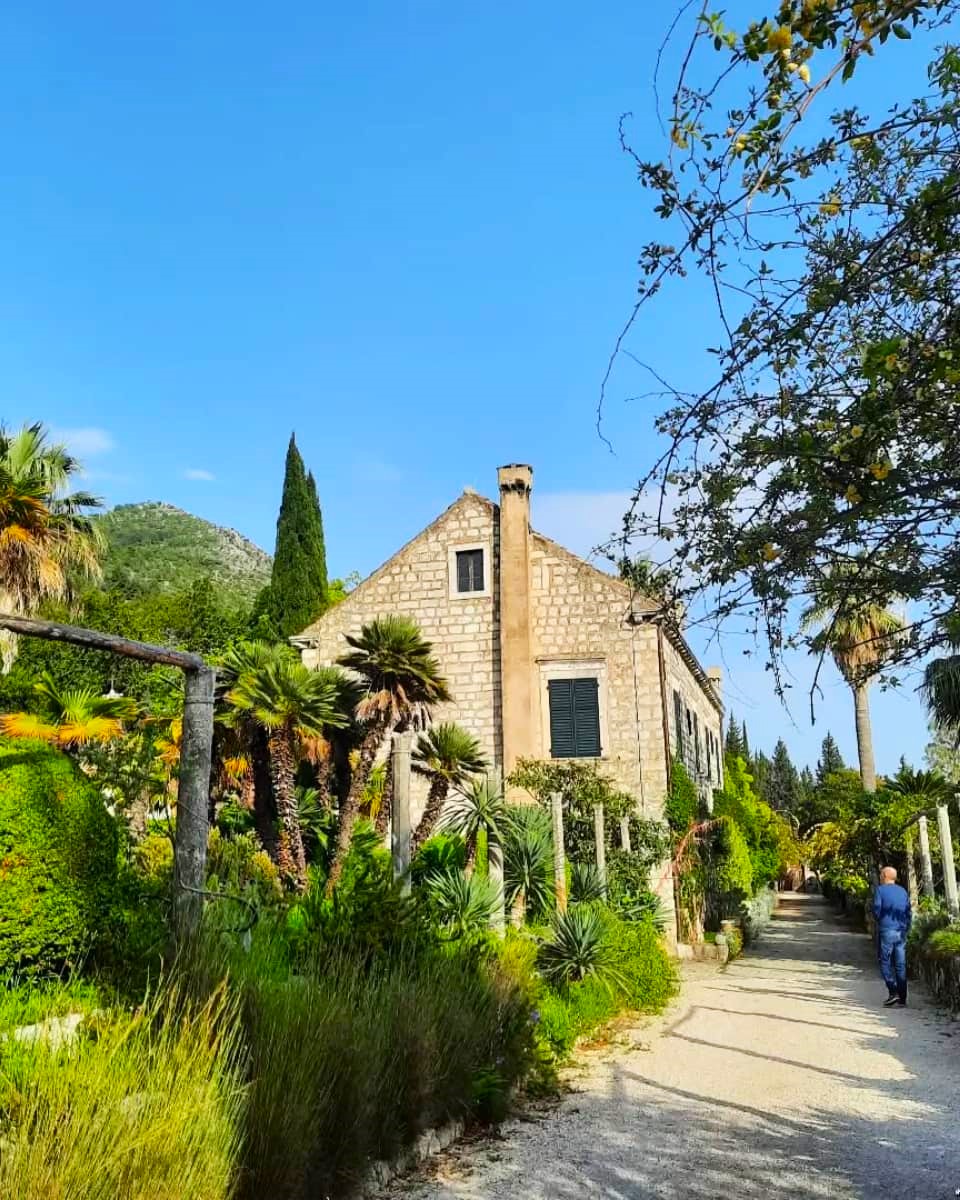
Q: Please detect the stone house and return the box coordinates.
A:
[292,464,723,842]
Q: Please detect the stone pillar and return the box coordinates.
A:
[551,791,567,913]
[936,804,959,918]
[498,464,535,794]
[391,732,414,891]
[594,803,607,898]
[917,814,936,900]
[488,768,506,935]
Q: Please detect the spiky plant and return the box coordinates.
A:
[327,616,450,895]
[0,671,138,749]
[425,870,500,939]
[226,656,348,890]
[801,574,904,792]
[0,423,103,670]
[569,861,606,905]
[439,775,508,870]
[537,905,624,991]
[412,723,488,853]
[502,804,554,924]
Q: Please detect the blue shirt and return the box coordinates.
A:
[872,882,911,937]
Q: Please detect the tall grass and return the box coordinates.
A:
[0,987,244,1200]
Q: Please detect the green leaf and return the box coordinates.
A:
[892,24,911,40]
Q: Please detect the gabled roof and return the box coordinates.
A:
[291,488,722,713]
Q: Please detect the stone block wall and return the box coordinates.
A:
[662,634,724,805]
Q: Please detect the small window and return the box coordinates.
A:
[548,678,601,758]
[673,691,684,757]
[455,548,484,593]
[693,712,701,774]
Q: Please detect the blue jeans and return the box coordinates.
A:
[879,931,907,1001]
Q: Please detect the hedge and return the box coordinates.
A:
[0,739,118,975]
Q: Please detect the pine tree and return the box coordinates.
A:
[764,739,802,813]
[263,435,329,639]
[724,717,744,759]
[752,749,770,799]
[816,732,846,784]
[741,722,751,763]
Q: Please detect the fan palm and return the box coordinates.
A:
[227,654,348,890]
[1,671,138,748]
[801,577,904,793]
[921,619,960,737]
[439,775,508,871]
[411,722,488,853]
[326,616,451,895]
[0,424,103,669]
[502,804,554,924]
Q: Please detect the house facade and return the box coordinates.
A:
[292,464,723,841]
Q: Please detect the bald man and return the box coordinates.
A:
[872,866,911,1007]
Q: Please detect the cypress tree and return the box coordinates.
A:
[816,732,845,783]
[265,435,329,639]
[725,717,744,759]
[764,739,802,813]
[741,722,751,763]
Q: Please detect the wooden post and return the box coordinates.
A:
[390,732,413,891]
[936,804,959,919]
[551,791,567,913]
[173,666,216,945]
[0,613,215,949]
[619,815,632,852]
[594,803,607,898]
[487,769,506,935]
[917,814,936,900]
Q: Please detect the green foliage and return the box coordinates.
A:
[0,986,244,1199]
[260,436,329,639]
[440,776,508,864]
[817,733,846,784]
[97,501,270,605]
[502,805,554,919]
[569,862,605,904]
[206,828,283,907]
[714,754,792,888]
[924,928,960,958]
[411,832,467,885]
[605,850,666,928]
[761,739,803,814]
[0,739,119,975]
[664,758,699,832]
[508,758,635,861]
[723,926,744,962]
[537,905,622,991]
[708,816,754,920]
[424,871,500,941]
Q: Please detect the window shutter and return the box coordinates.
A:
[548,680,576,758]
[572,678,601,757]
[694,712,701,773]
[457,552,471,593]
[673,691,684,757]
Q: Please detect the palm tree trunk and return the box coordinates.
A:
[852,682,877,793]
[267,729,307,892]
[250,726,278,861]
[326,724,383,897]
[412,777,449,854]
[375,757,393,837]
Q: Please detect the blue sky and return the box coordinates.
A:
[0,1,943,775]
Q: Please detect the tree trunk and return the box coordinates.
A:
[250,726,278,861]
[267,729,307,892]
[326,724,383,897]
[852,682,877,793]
[411,777,449,854]
[375,757,393,837]
[904,828,919,909]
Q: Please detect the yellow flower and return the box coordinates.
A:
[762,543,781,562]
[850,425,864,438]
[819,195,841,216]
[869,461,891,480]
[767,25,792,52]
[845,484,862,504]
[798,63,811,84]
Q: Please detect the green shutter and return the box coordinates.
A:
[549,678,601,759]
[548,680,576,758]
[673,691,684,757]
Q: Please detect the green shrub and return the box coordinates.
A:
[569,862,605,904]
[411,832,467,885]
[0,740,118,975]
[0,986,243,1199]
[924,927,960,957]
[707,815,754,924]
[538,905,621,990]
[665,759,699,832]
[206,828,282,907]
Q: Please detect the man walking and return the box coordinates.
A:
[872,866,911,1007]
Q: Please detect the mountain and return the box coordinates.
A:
[96,502,271,606]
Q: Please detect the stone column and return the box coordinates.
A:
[551,791,567,913]
[488,768,506,935]
[594,803,607,898]
[498,464,535,797]
[391,732,414,892]
[917,814,936,901]
[936,803,959,918]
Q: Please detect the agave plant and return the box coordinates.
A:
[569,861,606,905]
[502,804,554,924]
[537,905,623,991]
[425,870,500,939]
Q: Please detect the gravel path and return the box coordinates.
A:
[388,894,960,1200]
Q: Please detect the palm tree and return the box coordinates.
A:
[411,723,488,853]
[921,626,960,737]
[0,671,138,748]
[226,654,347,890]
[326,616,450,895]
[439,775,508,871]
[802,578,903,793]
[888,765,953,902]
[0,424,103,670]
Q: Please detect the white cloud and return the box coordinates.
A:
[52,427,115,457]
[183,468,216,482]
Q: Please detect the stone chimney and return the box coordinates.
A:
[498,464,535,781]
[707,666,723,708]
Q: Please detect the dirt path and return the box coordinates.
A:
[388,894,960,1200]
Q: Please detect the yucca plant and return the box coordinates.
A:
[502,805,554,924]
[412,722,488,852]
[570,861,606,905]
[425,870,500,940]
[440,775,508,871]
[537,905,624,991]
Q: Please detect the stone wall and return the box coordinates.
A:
[661,634,724,806]
[299,492,500,823]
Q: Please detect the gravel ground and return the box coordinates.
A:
[385,894,960,1200]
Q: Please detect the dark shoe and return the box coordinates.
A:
[883,995,900,1007]
[895,999,907,1007]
